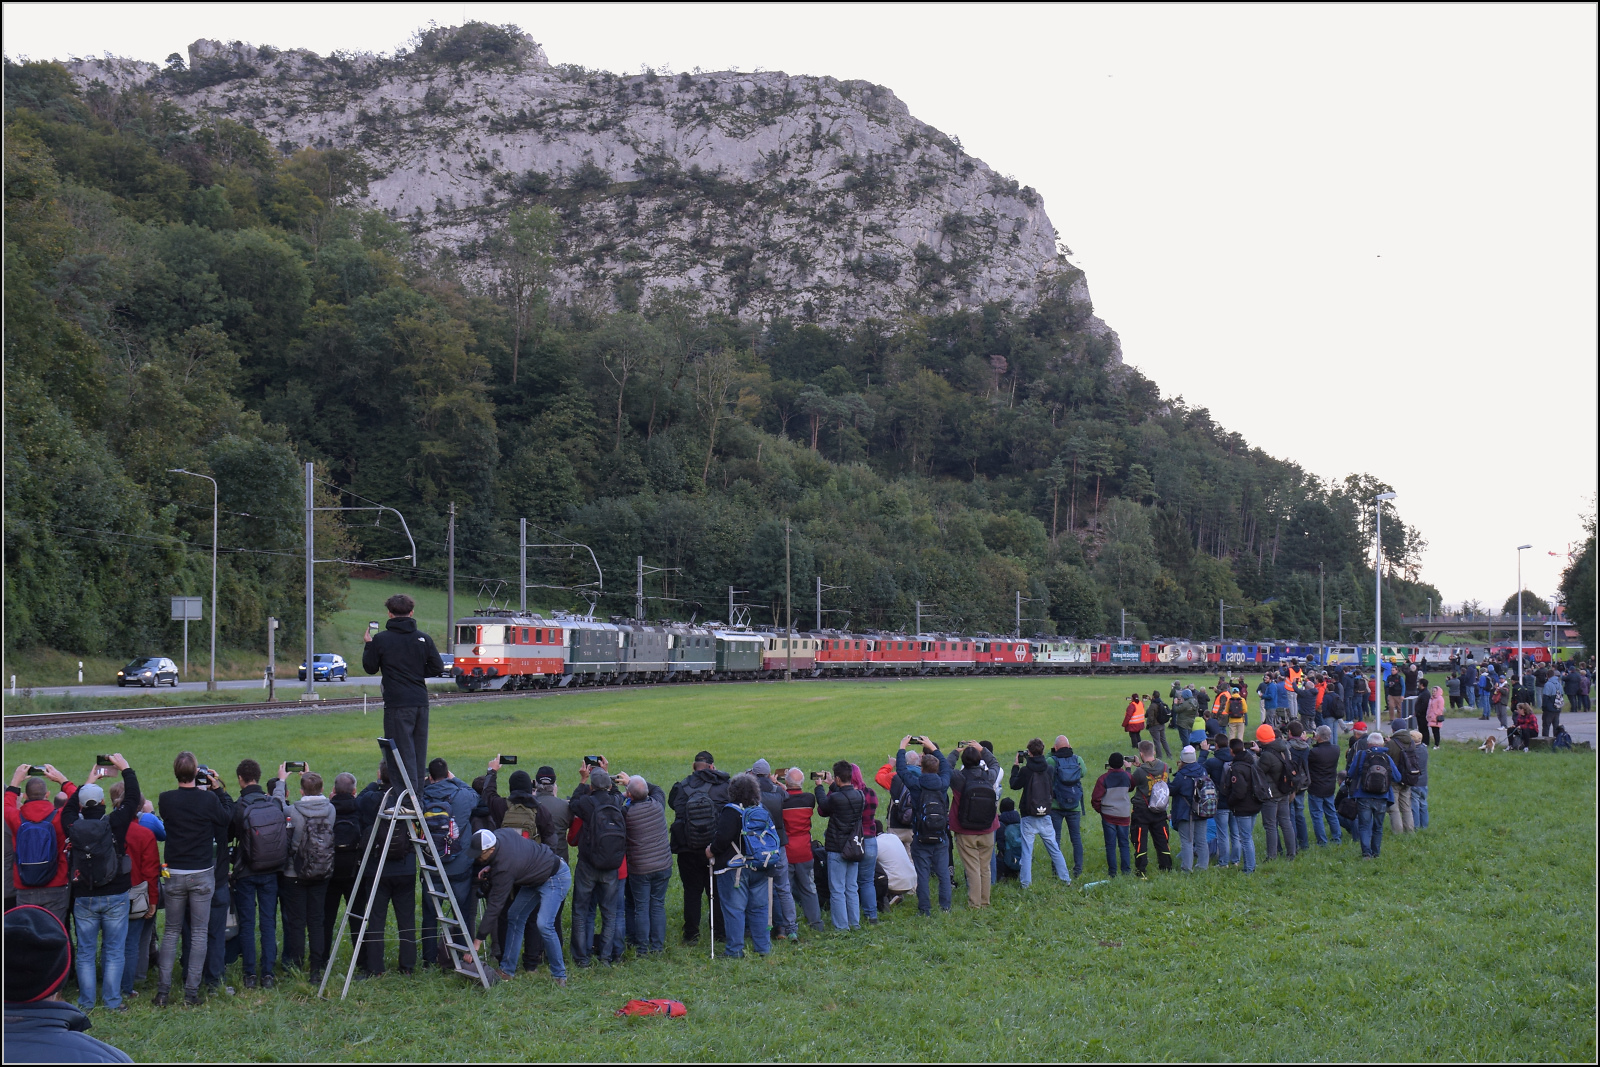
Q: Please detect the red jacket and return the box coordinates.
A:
[4,782,78,889]
[780,789,815,865]
[125,818,161,909]
[1122,701,1146,732]
[566,816,626,879]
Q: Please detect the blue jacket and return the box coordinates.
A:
[1349,747,1401,802]
[3,1000,131,1063]
[1170,761,1211,823]
[421,776,478,877]
[136,811,166,841]
[895,748,950,800]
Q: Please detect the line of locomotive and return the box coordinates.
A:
[448,610,1485,691]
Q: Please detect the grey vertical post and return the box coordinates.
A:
[520,518,528,614]
[1016,590,1021,638]
[446,503,455,650]
[784,522,792,680]
[817,575,822,631]
[267,617,277,702]
[729,586,734,625]
[637,556,645,622]
[305,461,316,699]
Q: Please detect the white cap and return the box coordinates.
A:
[77,783,105,804]
[475,829,498,853]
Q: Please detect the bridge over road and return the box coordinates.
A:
[1402,613,1579,640]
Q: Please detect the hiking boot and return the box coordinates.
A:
[261,974,276,990]
[243,974,258,989]
[493,968,516,982]
[552,976,567,987]
[183,991,200,1007]
[153,991,170,1007]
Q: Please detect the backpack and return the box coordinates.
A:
[1551,727,1573,751]
[239,793,291,873]
[1144,769,1170,813]
[1151,701,1170,725]
[1227,695,1245,719]
[1022,766,1052,818]
[500,800,541,841]
[737,804,783,870]
[333,803,364,854]
[957,775,999,830]
[913,787,949,845]
[1189,773,1218,819]
[423,802,462,858]
[581,792,627,871]
[1050,754,1085,810]
[293,808,336,880]
[997,821,1023,872]
[1286,753,1311,795]
[1395,744,1423,788]
[1359,752,1393,796]
[1334,778,1361,820]
[14,808,59,887]
[67,818,119,889]
[680,786,718,852]
[893,785,916,829]
[1249,761,1276,803]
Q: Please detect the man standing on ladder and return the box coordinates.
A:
[363,594,444,794]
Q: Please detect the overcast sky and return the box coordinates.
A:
[7,2,1596,609]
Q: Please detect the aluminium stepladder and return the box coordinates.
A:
[318,737,491,998]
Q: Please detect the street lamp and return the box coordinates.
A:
[1374,491,1397,717]
[1516,544,1532,684]
[169,469,218,691]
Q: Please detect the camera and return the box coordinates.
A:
[498,755,518,765]
[95,754,115,767]
[285,761,307,773]
[810,770,827,782]
[195,767,211,787]
[583,755,604,767]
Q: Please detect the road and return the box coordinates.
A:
[12,676,459,699]
[1439,711,1595,747]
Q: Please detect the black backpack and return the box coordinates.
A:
[581,792,627,871]
[957,774,999,830]
[912,787,948,845]
[68,818,120,889]
[1394,744,1422,787]
[892,784,915,829]
[1359,752,1393,796]
[681,786,718,852]
[1022,766,1052,818]
[1286,753,1310,795]
[1334,778,1361,821]
[239,793,291,873]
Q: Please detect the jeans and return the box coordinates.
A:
[627,867,671,952]
[1291,792,1309,850]
[1213,810,1235,866]
[503,860,570,977]
[765,854,795,937]
[824,852,861,929]
[1412,785,1429,829]
[1262,798,1296,860]
[233,871,279,977]
[158,869,214,996]
[1101,822,1131,875]
[1357,797,1388,857]
[1232,813,1258,872]
[856,838,879,921]
[279,876,330,973]
[789,859,823,929]
[1479,690,1492,718]
[1309,794,1342,844]
[717,866,772,957]
[1049,808,1085,876]
[420,871,473,966]
[75,893,129,1011]
[570,859,620,964]
[382,703,430,796]
[1018,815,1070,885]
[120,913,151,995]
[1177,817,1209,871]
[909,838,952,913]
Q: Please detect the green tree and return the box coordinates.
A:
[1557,510,1596,655]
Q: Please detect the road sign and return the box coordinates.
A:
[171,596,202,621]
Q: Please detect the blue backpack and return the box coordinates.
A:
[732,803,783,871]
[1050,753,1084,811]
[997,820,1023,873]
[15,808,59,887]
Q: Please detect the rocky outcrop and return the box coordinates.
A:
[67,24,1117,348]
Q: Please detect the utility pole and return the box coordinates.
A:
[1016,590,1022,638]
[446,503,456,649]
[266,616,278,702]
[915,600,922,637]
[1318,562,1325,646]
[1219,599,1226,648]
[784,519,793,681]
[1338,605,1345,644]
[519,517,528,613]
[1516,544,1531,684]
[817,575,823,631]
[303,461,317,700]
[637,555,645,622]
[1121,608,1128,640]
[169,469,219,691]
[729,586,735,625]
[1375,491,1398,680]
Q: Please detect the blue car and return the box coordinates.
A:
[298,653,348,681]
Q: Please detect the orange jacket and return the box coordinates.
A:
[1123,700,1146,731]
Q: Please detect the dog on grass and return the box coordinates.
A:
[1479,735,1498,754]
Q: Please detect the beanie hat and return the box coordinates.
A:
[1180,746,1197,764]
[4,905,72,1003]
[508,770,533,793]
[76,783,105,805]
[1256,724,1276,743]
[1108,753,1125,769]
[694,750,715,765]
[535,766,556,785]
[999,797,1016,812]
[749,759,771,776]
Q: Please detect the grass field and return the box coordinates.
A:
[9,675,1594,1062]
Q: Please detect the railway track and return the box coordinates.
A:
[4,668,1202,738]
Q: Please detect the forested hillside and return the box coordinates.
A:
[3,51,1441,661]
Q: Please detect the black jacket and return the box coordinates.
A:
[1321,689,1345,720]
[1008,755,1053,818]
[229,784,287,875]
[60,768,142,897]
[1226,751,1264,816]
[1256,740,1290,798]
[362,616,443,707]
[1307,741,1340,797]
[667,767,730,853]
[814,785,864,854]
[330,790,362,880]
[356,782,416,879]
[710,804,746,870]
[157,784,232,872]
[474,829,559,939]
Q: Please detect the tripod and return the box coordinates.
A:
[319,737,490,997]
